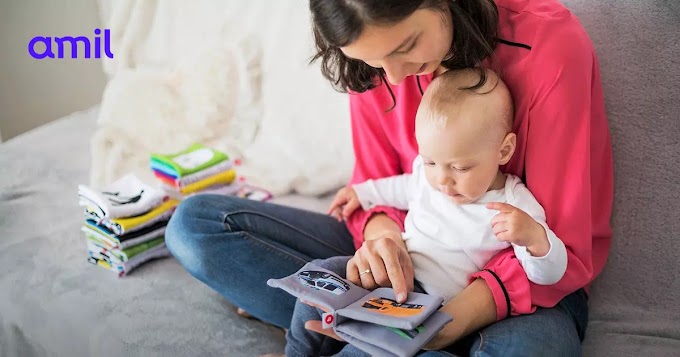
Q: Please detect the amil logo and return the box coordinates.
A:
[28,28,113,59]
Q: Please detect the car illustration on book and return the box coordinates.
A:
[361,297,424,317]
[298,270,350,295]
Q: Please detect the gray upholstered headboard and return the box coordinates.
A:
[560,0,680,354]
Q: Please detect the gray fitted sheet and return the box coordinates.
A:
[0,107,331,356]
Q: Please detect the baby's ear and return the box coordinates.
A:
[499,133,517,165]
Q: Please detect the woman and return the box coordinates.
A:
[166,0,613,355]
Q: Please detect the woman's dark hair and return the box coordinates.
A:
[309,0,498,108]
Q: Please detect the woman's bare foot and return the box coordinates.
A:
[236,308,288,335]
[236,307,254,319]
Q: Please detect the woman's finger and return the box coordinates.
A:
[304,320,344,342]
[365,250,390,288]
[357,252,378,289]
[398,247,416,292]
[345,258,361,286]
[300,299,331,313]
[379,245,408,303]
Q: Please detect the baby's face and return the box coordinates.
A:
[416,119,503,205]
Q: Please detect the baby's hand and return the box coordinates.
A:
[328,186,361,221]
[486,202,550,256]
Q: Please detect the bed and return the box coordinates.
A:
[0,106,331,356]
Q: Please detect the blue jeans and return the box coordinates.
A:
[419,286,588,357]
[165,195,356,328]
[166,195,588,356]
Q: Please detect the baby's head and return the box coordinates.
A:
[415,68,516,204]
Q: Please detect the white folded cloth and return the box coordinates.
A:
[78,174,165,219]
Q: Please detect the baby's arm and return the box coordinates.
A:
[352,174,413,211]
[352,155,425,211]
[489,180,568,285]
[327,174,413,221]
[514,218,568,286]
[328,156,421,220]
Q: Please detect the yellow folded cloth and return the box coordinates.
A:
[180,168,237,194]
[111,198,179,233]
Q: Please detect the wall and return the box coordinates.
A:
[0,0,107,141]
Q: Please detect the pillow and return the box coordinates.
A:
[237,1,353,195]
[91,33,261,187]
[92,0,354,196]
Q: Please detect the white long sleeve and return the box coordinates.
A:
[352,174,413,211]
[507,179,568,285]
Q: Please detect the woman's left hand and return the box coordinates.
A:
[300,299,345,342]
[303,321,344,341]
[422,331,446,350]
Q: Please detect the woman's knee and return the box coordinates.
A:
[165,195,244,273]
[471,307,582,357]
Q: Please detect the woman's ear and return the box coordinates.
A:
[499,133,516,165]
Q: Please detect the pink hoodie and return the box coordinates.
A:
[344,0,613,320]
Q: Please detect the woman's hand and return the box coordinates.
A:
[346,231,415,303]
[422,278,497,350]
[421,330,447,351]
[301,299,345,342]
[303,320,344,341]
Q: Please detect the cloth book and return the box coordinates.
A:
[234,185,273,202]
[152,159,234,188]
[155,169,237,195]
[268,263,452,357]
[159,181,273,202]
[87,240,170,277]
[150,143,229,177]
[180,169,237,194]
[102,198,178,235]
[86,234,165,262]
[82,218,167,249]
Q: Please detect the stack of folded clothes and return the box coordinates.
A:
[150,143,273,202]
[77,174,178,277]
[150,143,243,199]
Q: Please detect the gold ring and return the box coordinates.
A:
[359,269,371,276]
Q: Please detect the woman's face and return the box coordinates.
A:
[340,8,453,85]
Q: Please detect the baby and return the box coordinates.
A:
[284,68,567,356]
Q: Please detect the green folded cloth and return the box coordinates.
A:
[151,143,229,177]
[86,234,165,262]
